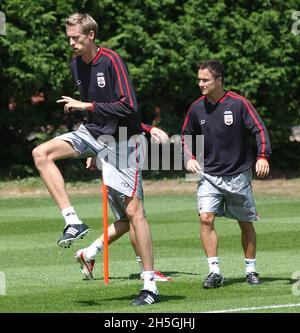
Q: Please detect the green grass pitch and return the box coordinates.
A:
[0,191,300,313]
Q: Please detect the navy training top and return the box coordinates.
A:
[70,47,143,139]
[182,91,272,176]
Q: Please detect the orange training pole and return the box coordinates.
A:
[102,183,109,285]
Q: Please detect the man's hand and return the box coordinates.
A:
[255,158,269,178]
[150,127,169,144]
[186,159,202,174]
[56,96,92,113]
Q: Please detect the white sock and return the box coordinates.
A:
[143,271,158,294]
[136,256,144,276]
[245,258,256,274]
[61,207,82,225]
[207,257,220,274]
[85,239,104,260]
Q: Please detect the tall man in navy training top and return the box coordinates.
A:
[32,13,160,305]
[182,60,271,288]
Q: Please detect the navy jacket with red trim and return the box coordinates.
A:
[70,47,143,139]
[182,91,272,176]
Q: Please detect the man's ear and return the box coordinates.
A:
[217,76,223,85]
[88,30,95,40]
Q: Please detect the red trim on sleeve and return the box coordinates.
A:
[102,48,133,108]
[102,51,124,97]
[181,96,205,161]
[90,102,94,112]
[182,111,196,160]
[227,92,266,158]
[141,123,153,133]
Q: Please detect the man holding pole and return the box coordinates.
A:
[32,13,159,305]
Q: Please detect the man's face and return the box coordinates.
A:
[198,68,222,95]
[66,24,94,56]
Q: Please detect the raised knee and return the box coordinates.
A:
[32,146,48,169]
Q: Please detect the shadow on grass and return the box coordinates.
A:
[76,294,185,306]
[223,276,296,286]
[76,300,103,306]
[89,276,130,281]
[84,271,199,282]
[103,294,186,303]
[81,274,295,287]
[128,271,199,280]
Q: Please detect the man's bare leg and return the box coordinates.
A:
[32,138,89,247]
[125,195,158,298]
[200,212,218,258]
[200,212,223,288]
[238,221,261,284]
[32,138,79,209]
[84,220,130,259]
[125,196,154,271]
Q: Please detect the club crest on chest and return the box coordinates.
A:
[224,110,233,125]
[97,72,106,88]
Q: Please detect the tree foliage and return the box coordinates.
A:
[1,0,300,177]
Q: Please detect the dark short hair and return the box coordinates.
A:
[198,60,225,83]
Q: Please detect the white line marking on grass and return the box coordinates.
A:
[203,303,300,313]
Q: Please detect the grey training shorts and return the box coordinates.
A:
[56,124,144,199]
[107,186,145,222]
[197,169,259,222]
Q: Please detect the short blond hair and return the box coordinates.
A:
[65,13,98,39]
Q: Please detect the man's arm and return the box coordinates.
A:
[141,124,169,144]
[91,51,137,118]
[56,96,91,113]
[181,108,201,174]
[57,52,137,118]
[241,98,271,178]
